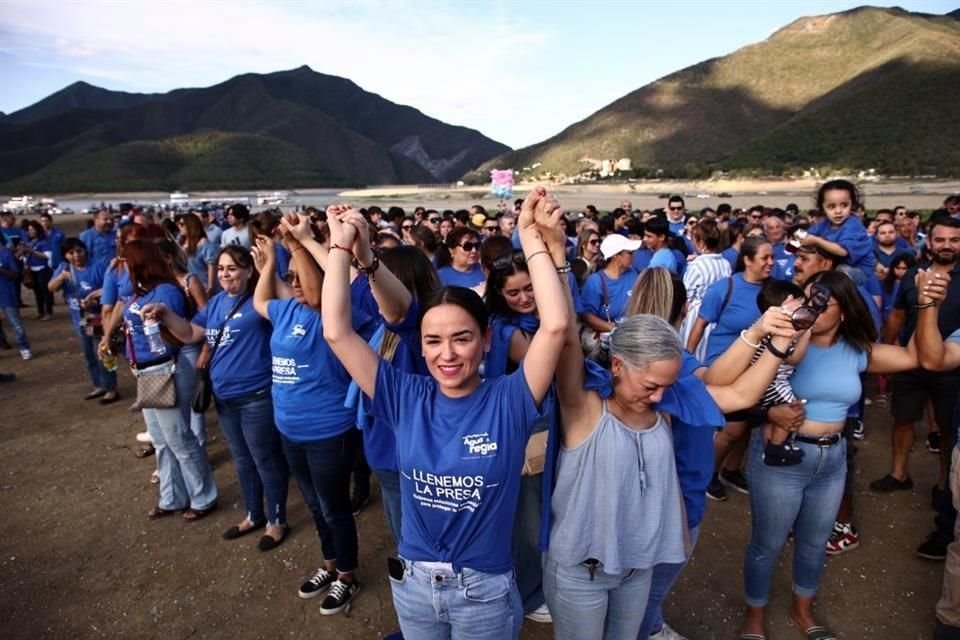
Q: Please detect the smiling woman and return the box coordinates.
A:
[319,189,569,639]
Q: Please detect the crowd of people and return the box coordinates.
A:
[1,186,959,640]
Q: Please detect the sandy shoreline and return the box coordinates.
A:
[6,179,958,213]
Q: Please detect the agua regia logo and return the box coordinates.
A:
[290,324,306,338]
[462,432,498,457]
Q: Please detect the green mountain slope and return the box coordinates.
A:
[1,132,347,192]
[468,6,960,180]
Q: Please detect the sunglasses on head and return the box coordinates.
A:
[492,249,525,271]
[458,241,479,252]
[790,284,831,331]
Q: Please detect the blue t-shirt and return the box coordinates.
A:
[664,352,725,529]
[771,243,795,281]
[46,228,65,267]
[124,284,185,364]
[0,227,25,248]
[0,247,19,307]
[632,247,653,272]
[25,239,51,269]
[194,293,272,400]
[371,359,544,573]
[668,219,686,236]
[721,246,739,271]
[808,216,875,274]
[79,228,117,266]
[101,264,134,307]
[438,264,484,288]
[186,242,219,290]
[698,273,762,365]
[791,340,868,423]
[581,269,638,322]
[53,262,106,334]
[874,243,906,269]
[267,297,357,440]
[649,248,678,274]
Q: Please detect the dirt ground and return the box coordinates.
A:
[0,302,946,640]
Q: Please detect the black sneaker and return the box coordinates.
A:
[351,494,370,517]
[928,432,942,454]
[706,474,727,502]
[719,469,749,495]
[869,474,914,493]
[298,567,336,599]
[917,532,949,561]
[320,579,361,615]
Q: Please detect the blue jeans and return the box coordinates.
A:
[282,428,360,573]
[743,430,847,606]
[143,354,217,511]
[543,552,653,640]
[0,306,29,349]
[215,387,288,525]
[80,333,116,391]
[513,472,545,614]
[178,345,207,448]
[637,526,700,638]
[372,467,402,545]
[390,558,522,640]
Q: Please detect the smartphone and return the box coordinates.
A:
[387,556,405,580]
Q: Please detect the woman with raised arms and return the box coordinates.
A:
[320,188,568,640]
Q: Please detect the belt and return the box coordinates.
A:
[795,433,843,447]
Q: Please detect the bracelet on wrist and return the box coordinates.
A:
[915,301,937,310]
[764,337,795,360]
[351,251,381,281]
[739,329,762,350]
[556,262,572,274]
[525,250,551,263]
[331,243,354,256]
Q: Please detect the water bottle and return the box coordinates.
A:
[143,317,166,354]
[100,345,119,372]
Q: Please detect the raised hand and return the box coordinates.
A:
[753,301,797,340]
[342,210,374,265]
[326,205,357,249]
[517,187,546,233]
[251,235,275,273]
[534,193,567,257]
[917,268,950,304]
[279,212,313,243]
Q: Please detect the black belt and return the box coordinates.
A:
[795,433,843,447]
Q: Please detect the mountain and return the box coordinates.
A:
[469,6,960,180]
[0,67,509,192]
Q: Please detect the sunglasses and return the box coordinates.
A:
[492,249,525,271]
[669,206,683,211]
[283,271,301,284]
[587,239,600,246]
[402,224,414,230]
[429,217,442,224]
[458,242,479,252]
[790,284,831,331]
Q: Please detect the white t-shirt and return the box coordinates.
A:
[220,225,250,249]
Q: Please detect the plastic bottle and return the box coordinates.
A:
[143,317,166,354]
[100,345,119,372]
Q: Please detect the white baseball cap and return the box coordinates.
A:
[600,234,642,259]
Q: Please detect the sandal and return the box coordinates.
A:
[148,505,175,519]
[99,392,120,405]
[183,503,217,522]
[135,445,155,459]
[84,389,107,400]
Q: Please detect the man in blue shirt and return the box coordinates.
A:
[79,210,117,265]
[39,212,65,267]
[765,214,794,280]
[666,196,686,236]
[0,242,31,359]
[201,210,223,245]
[644,218,679,274]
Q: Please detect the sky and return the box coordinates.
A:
[0,0,953,149]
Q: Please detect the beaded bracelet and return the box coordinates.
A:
[739,329,762,349]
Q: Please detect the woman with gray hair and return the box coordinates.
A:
[542,258,801,638]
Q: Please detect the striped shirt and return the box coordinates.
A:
[683,253,732,304]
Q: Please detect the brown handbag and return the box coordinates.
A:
[126,307,177,409]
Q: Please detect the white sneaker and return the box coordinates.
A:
[135,431,153,444]
[650,621,688,640]
[19,349,32,360]
[525,603,552,623]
